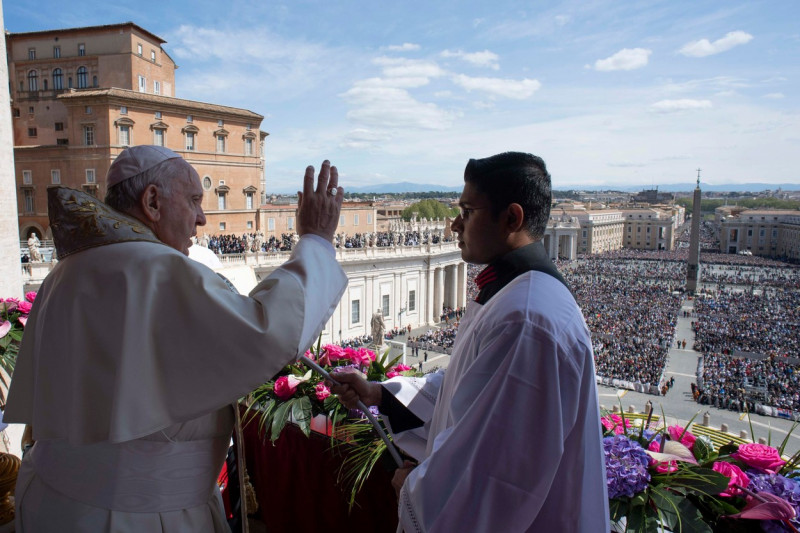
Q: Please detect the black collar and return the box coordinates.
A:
[474,242,570,305]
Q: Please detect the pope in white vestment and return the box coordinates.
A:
[5,154,348,532]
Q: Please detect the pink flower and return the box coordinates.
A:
[314,382,330,401]
[0,321,10,339]
[601,414,632,435]
[24,292,37,303]
[304,349,315,362]
[667,425,696,450]
[1,300,17,313]
[648,440,678,473]
[732,442,786,473]
[386,371,399,379]
[17,316,26,328]
[274,375,302,400]
[319,344,346,365]
[346,347,375,366]
[712,461,749,497]
[16,301,33,315]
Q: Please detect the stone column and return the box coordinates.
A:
[457,262,467,308]
[434,267,445,322]
[426,267,435,325]
[448,264,458,309]
[0,4,23,298]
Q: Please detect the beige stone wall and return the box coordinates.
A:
[0,6,24,296]
[255,202,377,238]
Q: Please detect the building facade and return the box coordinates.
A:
[8,22,266,238]
[718,209,800,261]
[622,208,677,251]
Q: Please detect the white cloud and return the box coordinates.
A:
[340,86,459,130]
[763,93,785,99]
[355,76,431,89]
[440,49,500,70]
[594,48,652,71]
[384,43,421,52]
[679,31,753,57]
[339,128,393,149]
[451,74,541,99]
[373,57,446,79]
[650,99,713,113]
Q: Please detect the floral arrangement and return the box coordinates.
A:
[0,292,36,374]
[247,340,414,507]
[603,410,800,532]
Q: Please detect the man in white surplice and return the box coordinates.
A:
[332,152,608,532]
[5,146,348,532]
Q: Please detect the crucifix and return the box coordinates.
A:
[696,167,701,186]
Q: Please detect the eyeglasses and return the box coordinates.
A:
[458,206,488,220]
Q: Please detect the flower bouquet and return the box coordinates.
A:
[603,410,800,532]
[247,340,414,507]
[0,293,36,375]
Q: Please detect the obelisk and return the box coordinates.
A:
[686,169,702,294]
[0,4,24,298]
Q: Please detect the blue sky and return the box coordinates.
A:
[4,0,799,191]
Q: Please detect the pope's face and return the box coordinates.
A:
[155,165,206,255]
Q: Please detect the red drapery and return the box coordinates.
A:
[241,416,399,532]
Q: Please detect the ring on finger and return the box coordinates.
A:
[329,187,338,196]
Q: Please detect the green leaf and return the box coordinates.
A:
[674,498,713,533]
[650,486,682,530]
[718,443,739,456]
[293,396,313,437]
[693,436,714,462]
[609,499,628,522]
[270,400,294,441]
[652,467,730,496]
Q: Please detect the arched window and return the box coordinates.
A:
[77,66,88,89]
[53,68,63,90]
[92,75,98,87]
[27,70,38,92]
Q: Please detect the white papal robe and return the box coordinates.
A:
[5,233,347,532]
[381,271,608,532]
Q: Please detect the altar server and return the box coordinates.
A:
[332,152,608,532]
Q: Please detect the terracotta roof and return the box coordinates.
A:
[7,22,167,45]
[58,88,263,121]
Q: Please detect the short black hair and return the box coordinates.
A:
[463,152,551,240]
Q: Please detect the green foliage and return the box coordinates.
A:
[675,197,800,214]
[401,199,459,221]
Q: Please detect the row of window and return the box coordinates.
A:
[135,43,158,63]
[136,75,162,95]
[25,67,96,91]
[349,290,417,324]
[80,124,256,155]
[27,44,85,60]
[21,168,96,186]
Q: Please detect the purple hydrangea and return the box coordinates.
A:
[746,471,800,516]
[604,435,651,499]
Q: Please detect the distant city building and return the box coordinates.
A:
[718,208,800,261]
[622,207,678,251]
[7,22,267,239]
[632,188,674,204]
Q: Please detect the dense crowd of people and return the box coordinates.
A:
[200,226,800,408]
[565,259,682,389]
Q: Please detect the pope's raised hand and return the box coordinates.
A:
[296,160,343,242]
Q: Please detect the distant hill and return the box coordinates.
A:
[345,182,463,194]
[268,181,800,195]
[574,183,800,193]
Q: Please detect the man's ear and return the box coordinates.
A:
[139,184,162,223]
[507,203,525,233]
